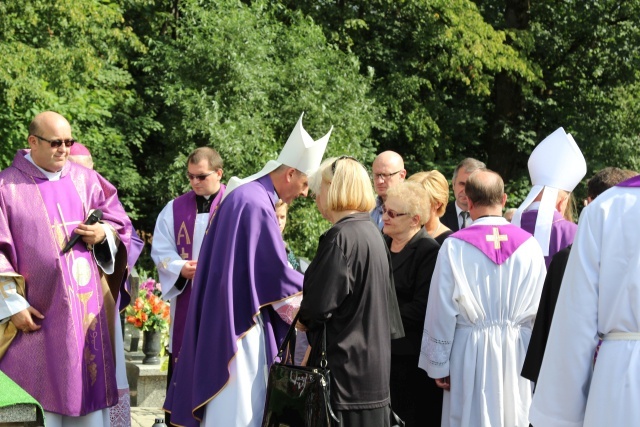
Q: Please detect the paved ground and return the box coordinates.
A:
[131,406,167,427]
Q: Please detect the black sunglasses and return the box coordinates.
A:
[331,155,359,174]
[187,171,215,182]
[33,135,76,148]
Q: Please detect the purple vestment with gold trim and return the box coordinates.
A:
[164,175,303,427]
[0,150,133,416]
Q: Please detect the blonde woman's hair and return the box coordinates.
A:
[408,170,449,217]
[275,199,288,211]
[311,156,375,212]
[385,181,432,226]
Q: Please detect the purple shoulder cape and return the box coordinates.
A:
[451,224,533,265]
[617,175,640,187]
[164,175,302,426]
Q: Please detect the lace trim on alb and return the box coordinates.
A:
[420,330,451,366]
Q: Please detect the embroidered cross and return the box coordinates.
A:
[180,247,190,260]
[486,227,508,249]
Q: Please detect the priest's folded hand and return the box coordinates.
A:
[10,306,44,333]
[75,222,107,246]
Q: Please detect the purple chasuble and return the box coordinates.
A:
[0,150,133,416]
[164,175,302,427]
[171,186,225,360]
[451,224,533,264]
[617,175,640,187]
[519,209,577,268]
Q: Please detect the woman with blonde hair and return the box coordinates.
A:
[383,181,442,426]
[299,156,403,427]
[408,170,453,244]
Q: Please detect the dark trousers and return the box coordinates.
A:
[390,353,443,427]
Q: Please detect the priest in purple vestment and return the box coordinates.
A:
[0,111,134,426]
[164,113,332,427]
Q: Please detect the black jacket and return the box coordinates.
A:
[385,228,440,355]
[441,201,460,231]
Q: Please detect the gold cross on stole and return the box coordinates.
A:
[486,227,508,249]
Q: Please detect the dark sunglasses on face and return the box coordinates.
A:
[382,205,409,219]
[33,135,76,148]
[187,171,215,182]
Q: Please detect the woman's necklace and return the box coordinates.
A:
[428,222,441,238]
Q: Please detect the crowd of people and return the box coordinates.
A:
[1,111,639,427]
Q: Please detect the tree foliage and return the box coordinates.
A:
[0,0,159,216]
[1,0,640,259]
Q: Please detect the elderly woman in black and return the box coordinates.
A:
[383,181,442,426]
[298,156,403,427]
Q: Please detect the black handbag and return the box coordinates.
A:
[261,313,339,427]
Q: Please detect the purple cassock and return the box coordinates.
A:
[164,174,303,427]
[0,150,133,416]
[519,210,577,268]
[451,223,534,264]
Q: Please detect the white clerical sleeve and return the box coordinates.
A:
[529,208,600,427]
[151,201,188,301]
[93,222,118,274]
[419,246,460,379]
[0,276,29,323]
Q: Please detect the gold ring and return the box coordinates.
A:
[22,328,28,333]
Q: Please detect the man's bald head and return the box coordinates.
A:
[27,111,73,172]
[371,150,406,200]
[29,111,70,137]
[465,169,507,217]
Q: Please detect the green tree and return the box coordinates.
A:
[132,0,381,257]
[0,0,158,216]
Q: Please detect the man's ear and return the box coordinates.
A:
[285,167,297,183]
[216,168,223,179]
[27,135,38,149]
[501,193,507,208]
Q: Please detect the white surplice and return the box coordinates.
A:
[150,199,209,352]
[419,217,546,427]
[529,185,640,427]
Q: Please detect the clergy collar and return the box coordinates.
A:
[24,152,63,181]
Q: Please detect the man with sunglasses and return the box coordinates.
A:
[370,150,407,231]
[150,146,225,425]
[0,111,135,426]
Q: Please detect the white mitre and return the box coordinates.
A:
[511,127,586,255]
[222,112,333,200]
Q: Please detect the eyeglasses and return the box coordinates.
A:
[32,135,76,148]
[331,155,358,174]
[187,171,215,181]
[372,170,402,180]
[382,205,409,219]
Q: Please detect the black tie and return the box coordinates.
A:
[460,211,469,229]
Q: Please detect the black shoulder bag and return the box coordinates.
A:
[261,313,339,427]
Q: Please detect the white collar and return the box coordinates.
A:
[25,153,62,181]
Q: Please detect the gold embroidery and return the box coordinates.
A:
[486,227,508,249]
[180,247,190,260]
[177,221,191,246]
[0,278,17,299]
[84,346,97,386]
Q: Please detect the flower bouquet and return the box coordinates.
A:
[125,278,170,333]
[126,277,170,364]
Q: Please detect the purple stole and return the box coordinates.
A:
[452,224,533,264]
[171,186,225,359]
